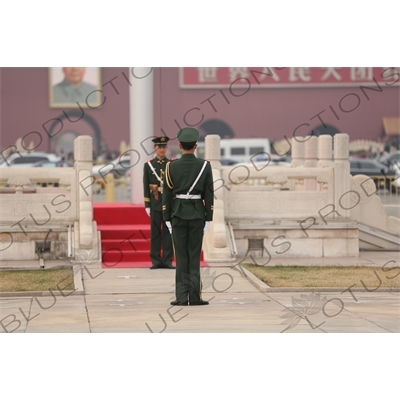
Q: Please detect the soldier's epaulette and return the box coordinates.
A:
[146,158,154,163]
[198,158,210,163]
[168,158,178,162]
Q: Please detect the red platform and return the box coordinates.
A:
[93,203,208,268]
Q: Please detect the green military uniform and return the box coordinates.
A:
[163,128,214,305]
[143,136,173,268]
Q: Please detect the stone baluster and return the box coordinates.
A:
[318,135,333,167]
[291,136,305,168]
[304,136,318,190]
[334,133,350,218]
[205,135,226,248]
[291,136,305,190]
[74,135,94,249]
[317,135,334,191]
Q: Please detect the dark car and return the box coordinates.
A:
[220,158,238,166]
[349,159,398,192]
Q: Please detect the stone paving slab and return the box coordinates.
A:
[0,295,89,333]
[25,295,90,333]
[0,298,31,333]
[81,275,400,333]
[1,251,399,333]
[266,291,400,333]
[81,267,260,296]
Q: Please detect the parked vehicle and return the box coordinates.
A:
[32,160,73,168]
[92,155,131,178]
[237,158,291,169]
[31,159,73,188]
[220,158,239,166]
[0,152,61,168]
[197,138,271,164]
[349,159,399,192]
[391,163,400,189]
[250,154,292,166]
[379,150,400,168]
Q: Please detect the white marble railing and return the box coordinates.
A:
[202,133,400,263]
[0,136,99,261]
[0,169,78,225]
[223,165,334,220]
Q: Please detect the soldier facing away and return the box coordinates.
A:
[163,128,214,306]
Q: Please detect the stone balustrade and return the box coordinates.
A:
[0,136,100,262]
[203,134,400,265]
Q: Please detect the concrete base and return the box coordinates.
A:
[0,229,69,261]
[231,221,359,258]
[0,226,102,263]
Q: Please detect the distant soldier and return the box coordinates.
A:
[143,136,174,269]
[163,128,214,306]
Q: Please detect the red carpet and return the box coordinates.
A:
[93,203,208,268]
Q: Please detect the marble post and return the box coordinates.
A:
[74,135,93,249]
[205,134,226,248]
[334,133,351,218]
[304,136,318,190]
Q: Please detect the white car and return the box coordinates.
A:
[0,152,61,168]
[235,155,291,169]
[92,155,132,178]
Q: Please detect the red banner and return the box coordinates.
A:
[179,67,400,88]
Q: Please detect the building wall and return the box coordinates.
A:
[1,67,399,158]
[154,68,400,147]
[0,67,130,157]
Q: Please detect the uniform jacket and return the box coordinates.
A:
[143,156,168,212]
[162,154,214,221]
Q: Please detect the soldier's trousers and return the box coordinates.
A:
[150,210,173,266]
[171,217,204,303]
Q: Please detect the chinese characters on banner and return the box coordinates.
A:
[179,67,400,88]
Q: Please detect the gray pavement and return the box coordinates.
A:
[0,251,399,333]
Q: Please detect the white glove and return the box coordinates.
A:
[165,221,172,234]
[203,221,210,234]
[145,207,151,217]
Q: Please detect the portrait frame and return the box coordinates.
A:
[49,67,102,108]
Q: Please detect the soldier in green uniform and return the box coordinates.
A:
[143,136,174,269]
[163,128,214,306]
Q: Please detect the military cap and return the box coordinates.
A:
[177,128,200,143]
[152,136,169,145]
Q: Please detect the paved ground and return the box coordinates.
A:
[0,251,399,333]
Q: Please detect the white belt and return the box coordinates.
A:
[175,194,201,200]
